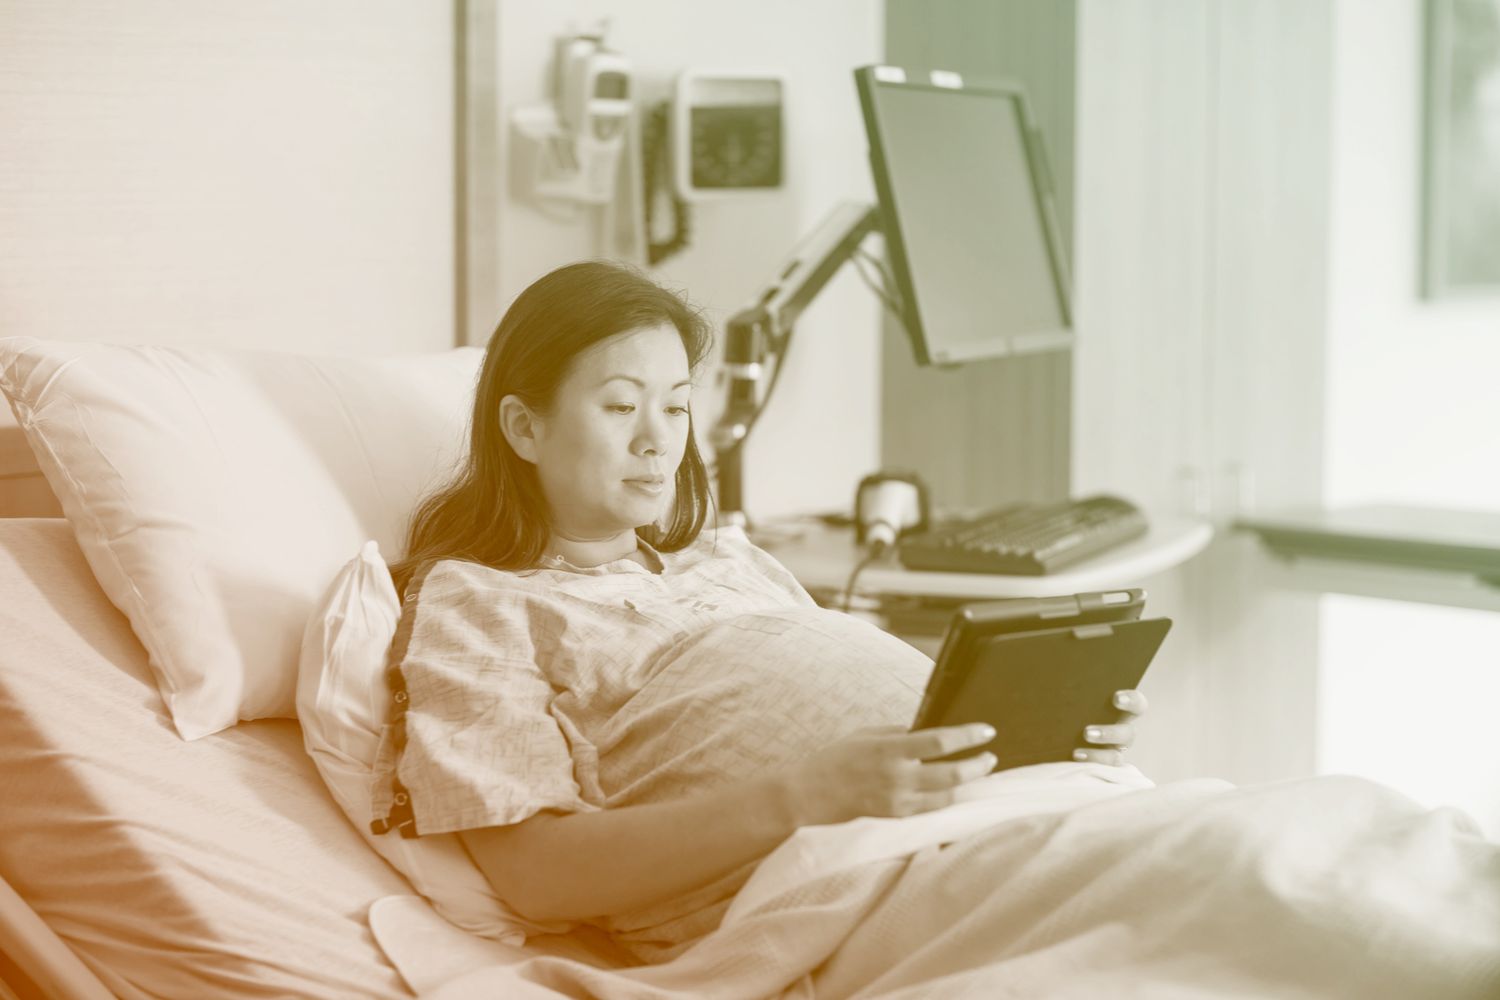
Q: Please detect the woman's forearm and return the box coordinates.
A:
[457,774,799,924]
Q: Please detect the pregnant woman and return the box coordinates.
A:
[370,259,1142,963]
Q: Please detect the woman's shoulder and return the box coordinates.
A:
[414,555,549,601]
[399,557,573,641]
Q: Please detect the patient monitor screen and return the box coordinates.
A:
[859,73,1070,365]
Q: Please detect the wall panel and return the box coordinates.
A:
[0,0,455,358]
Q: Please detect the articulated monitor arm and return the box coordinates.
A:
[709,200,880,523]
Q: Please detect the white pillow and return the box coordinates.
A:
[0,336,482,739]
[297,541,568,944]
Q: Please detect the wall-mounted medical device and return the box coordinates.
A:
[639,71,787,265]
[511,32,633,208]
[672,72,785,199]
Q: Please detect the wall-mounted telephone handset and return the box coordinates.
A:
[641,71,786,265]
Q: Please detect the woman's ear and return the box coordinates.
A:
[498,394,541,464]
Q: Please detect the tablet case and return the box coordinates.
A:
[914,590,1146,727]
[918,617,1172,770]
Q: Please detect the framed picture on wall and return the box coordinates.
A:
[1422,0,1500,298]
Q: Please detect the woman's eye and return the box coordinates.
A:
[607,404,635,414]
[666,405,689,416]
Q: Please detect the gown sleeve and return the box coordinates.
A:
[371,559,598,838]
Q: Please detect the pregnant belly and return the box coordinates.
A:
[591,606,934,808]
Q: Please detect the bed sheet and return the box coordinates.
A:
[384,767,1500,999]
[0,517,419,998]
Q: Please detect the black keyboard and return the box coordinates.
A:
[897,495,1149,576]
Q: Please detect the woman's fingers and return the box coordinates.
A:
[913,751,996,791]
[1084,692,1146,766]
[1113,689,1149,718]
[899,723,996,761]
[1072,746,1126,766]
[1082,722,1135,747]
[856,724,911,738]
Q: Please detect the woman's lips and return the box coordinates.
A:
[624,478,665,495]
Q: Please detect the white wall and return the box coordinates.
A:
[0,0,455,358]
[493,0,884,521]
[1319,0,1500,836]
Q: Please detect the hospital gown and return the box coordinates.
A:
[371,524,934,961]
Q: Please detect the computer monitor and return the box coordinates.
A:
[854,65,1072,366]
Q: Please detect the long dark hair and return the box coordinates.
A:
[389,260,716,597]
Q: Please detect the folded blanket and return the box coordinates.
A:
[372,766,1500,999]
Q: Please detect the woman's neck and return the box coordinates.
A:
[546,529,640,569]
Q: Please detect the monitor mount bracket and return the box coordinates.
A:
[708,200,881,526]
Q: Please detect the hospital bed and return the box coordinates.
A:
[2,336,1497,1000]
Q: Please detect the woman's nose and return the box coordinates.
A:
[634,412,668,456]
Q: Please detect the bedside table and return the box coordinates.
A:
[749,513,1214,653]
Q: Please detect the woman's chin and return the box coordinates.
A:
[612,490,669,523]
[637,508,669,530]
[612,501,666,530]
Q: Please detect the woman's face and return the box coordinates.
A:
[514,324,693,540]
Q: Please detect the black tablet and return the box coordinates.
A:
[914,616,1172,770]
[913,590,1146,727]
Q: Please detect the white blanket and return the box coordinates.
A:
[370,765,1500,999]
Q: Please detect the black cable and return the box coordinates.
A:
[855,248,904,318]
[841,539,889,612]
[642,102,692,266]
[856,246,900,302]
[851,249,907,329]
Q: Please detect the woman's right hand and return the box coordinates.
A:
[778,723,999,828]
